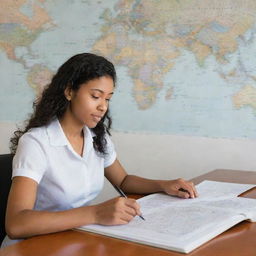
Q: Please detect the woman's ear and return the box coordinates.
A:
[64,86,73,101]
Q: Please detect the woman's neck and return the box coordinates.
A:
[59,111,84,139]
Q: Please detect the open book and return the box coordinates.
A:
[78,180,256,253]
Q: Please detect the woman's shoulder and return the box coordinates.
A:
[15,126,49,161]
[19,125,48,146]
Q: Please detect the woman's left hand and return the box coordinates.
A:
[161,178,198,199]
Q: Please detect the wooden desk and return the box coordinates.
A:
[1,169,256,256]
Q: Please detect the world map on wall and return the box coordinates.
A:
[1,0,256,138]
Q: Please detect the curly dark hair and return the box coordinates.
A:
[10,53,116,154]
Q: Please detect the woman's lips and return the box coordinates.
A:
[91,114,102,122]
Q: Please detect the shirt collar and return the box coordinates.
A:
[46,118,95,147]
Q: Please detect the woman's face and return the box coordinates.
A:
[68,76,114,128]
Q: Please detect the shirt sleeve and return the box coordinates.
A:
[103,133,117,168]
[12,133,47,184]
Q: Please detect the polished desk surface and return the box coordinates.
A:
[1,169,256,256]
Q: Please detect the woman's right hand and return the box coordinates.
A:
[93,197,141,225]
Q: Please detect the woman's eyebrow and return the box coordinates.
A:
[90,89,114,95]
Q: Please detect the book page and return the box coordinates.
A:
[185,197,256,221]
[125,203,241,241]
[195,180,255,200]
[136,192,183,214]
[137,180,256,213]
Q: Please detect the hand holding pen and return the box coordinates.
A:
[93,187,145,225]
[114,185,145,221]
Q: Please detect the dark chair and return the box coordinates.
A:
[0,154,14,244]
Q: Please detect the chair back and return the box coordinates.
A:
[0,154,13,244]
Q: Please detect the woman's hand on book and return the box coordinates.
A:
[161,178,198,199]
[93,197,141,225]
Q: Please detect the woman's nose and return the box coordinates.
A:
[98,100,108,112]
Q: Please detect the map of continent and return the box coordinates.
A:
[1,0,256,138]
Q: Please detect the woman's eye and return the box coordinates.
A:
[92,95,99,99]
[106,98,111,102]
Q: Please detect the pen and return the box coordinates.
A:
[113,185,145,221]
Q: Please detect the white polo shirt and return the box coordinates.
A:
[1,118,117,248]
[12,118,117,211]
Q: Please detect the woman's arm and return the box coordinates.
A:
[6,177,96,239]
[6,176,141,239]
[105,159,198,199]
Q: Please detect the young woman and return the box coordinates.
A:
[1,53,198,248]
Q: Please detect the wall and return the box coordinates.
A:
[1,121,255,203]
